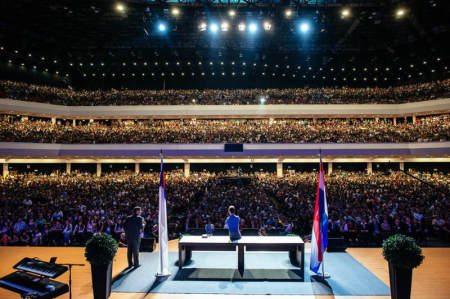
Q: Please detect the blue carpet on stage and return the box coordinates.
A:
[111,251,390,295]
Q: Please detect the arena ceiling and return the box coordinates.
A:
[0,0,448,89]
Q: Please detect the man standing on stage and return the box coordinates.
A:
[124,206,145,268]
[225,205,241,241]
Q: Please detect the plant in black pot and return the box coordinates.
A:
[85,234,118,299]
[382,234,424,299]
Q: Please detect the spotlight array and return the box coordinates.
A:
[196,21,274,33]
[142,6,410,36]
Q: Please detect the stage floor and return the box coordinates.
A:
[0,241,449,299]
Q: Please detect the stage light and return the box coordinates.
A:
[263,21,272,31]
[158,23,166,32]
[285,10,292,17]
[229,10,236,17]
[171,8,180,16]
[115,3,125,12]
[210,23,219,33]
[249,23,257,33]
[221,22,229,32]
[341,9,350,18]
[199,22,207,31]
[396,8,405,18]
[238,23,246,31]
[259,96,266,104]
[300,22,309,33]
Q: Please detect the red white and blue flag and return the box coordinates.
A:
[158,151,170,276]
[310,154,328,273]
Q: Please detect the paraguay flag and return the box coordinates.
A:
[310,154,328,273]
[158,151,170,275]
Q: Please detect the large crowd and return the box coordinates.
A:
[1,80,449,105]
[0,170,448,247]
[1,114,448,144]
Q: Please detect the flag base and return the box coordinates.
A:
[318,272,331,279]
[155,272,171,277]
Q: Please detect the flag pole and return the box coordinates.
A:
[157,149,170,277]
[320,149,330,279]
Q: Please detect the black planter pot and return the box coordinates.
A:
[91,262,112,299]
[388,262,412,299]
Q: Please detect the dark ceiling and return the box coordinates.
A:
[0,0,448,89]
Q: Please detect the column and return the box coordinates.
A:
[51,117,56,125]
[72,119,76,126]
[96,163,101,177]
[327,162,333,174]
[184,162,190,177]
[412,115,416,123]
[66,162,71,174]
[393,117,397,125]
[135,162,140,175]
[399,162,405,171]
[367,162,373,174]
[276,162,283,178]
[3,163,9,178]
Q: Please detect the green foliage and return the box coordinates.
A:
[382,234,424,269]
[85,234,118,265]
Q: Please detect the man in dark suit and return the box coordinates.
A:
[124,206,145,268]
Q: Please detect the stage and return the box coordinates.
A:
[0,240,449,299]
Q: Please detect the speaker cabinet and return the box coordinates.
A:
[139,237,155,252]
[327,237,347,252]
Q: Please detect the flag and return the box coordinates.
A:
[310,154,328,273]
[158,151,170,276]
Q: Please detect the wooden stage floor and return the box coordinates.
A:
[0,240,448,299]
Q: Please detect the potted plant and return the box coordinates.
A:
[85,234,118,299]
[382,234,424,299]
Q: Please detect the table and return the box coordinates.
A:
[178,235,304,274]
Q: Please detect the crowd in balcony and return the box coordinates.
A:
[0,170,448,247]
[0,79,449,106]
[1,114,448,144]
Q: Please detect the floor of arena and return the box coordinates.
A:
[0,241,448,299]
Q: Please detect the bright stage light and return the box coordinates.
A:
[263,21,272,31]
[158,23,166,32]
[210,23,219,33]
[221,22,229,32]
[171,8,180,16]
[300,22,309,33]
[285,10,292,17]
[229,10,236,17]
[259,96,266,104]
[238,23,246,31]
[115,3,125,12]
[341,9,350,18]
[396,8,405,18]
[199,22,207,31]
[249,23,257,33]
